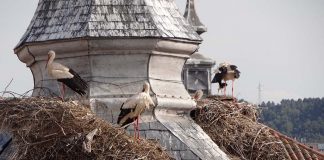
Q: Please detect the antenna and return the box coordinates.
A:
[258,82,263,105]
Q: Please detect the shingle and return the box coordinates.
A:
[16,0,201,48]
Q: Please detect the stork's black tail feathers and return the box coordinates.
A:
[58,69,88,96]
[234,69,241,79]
[117,103,134,127]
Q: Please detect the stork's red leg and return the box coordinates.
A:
[136,117,140,139]
[224,86,226,96]
[133,118,136,138]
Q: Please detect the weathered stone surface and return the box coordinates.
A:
[149,121,167,130]
[145,130,161,140]
[168,151,182,160]
[156,110,230,160]
[170,134,187,151]
[127,122,150,131]
[139,131,146,138]
[180,150,199,160]
[160,131,173,150]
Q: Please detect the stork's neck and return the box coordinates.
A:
[144,85,150,93]
[47,53,55,66]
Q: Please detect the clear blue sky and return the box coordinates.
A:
[1,0,324,103]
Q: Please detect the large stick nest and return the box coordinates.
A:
[0,98,171,160]
[193,96,286,160]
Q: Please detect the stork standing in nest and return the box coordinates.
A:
[193,89,205,113]
[117,82,155,139]
[212,62,240,98]
[193,90,203,102]
[46,50,88,99]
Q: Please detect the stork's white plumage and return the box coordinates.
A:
[193,89,204,110]
[46,50,88,99]
[190,90,205,119]
[212,62,240,98]
[193,90,203,101]
[118,82,155,139]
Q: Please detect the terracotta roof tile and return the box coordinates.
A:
[270,129,324,160]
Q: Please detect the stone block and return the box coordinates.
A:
[180,150,199,160]
[145,130,161,140]
[126,122,149,131]
[139,122,150,130]
[170,135,187,151]
[149,121,167,130]
[168,151,181,160]
[139,131,146,138]
[160,131,172,150]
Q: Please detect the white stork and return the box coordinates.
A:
[193,89,204,113]
[212,62,240,98]
[117,82,155,139]
[190,90,205,119]
[193,90,203,102]
[45,50,88,99]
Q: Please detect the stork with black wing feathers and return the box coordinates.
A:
[45,50,88,100]
[212,62,240,98]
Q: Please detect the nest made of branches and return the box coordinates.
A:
[0,98,171,160]
[193,96,286,160]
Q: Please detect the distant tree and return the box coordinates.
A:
[259,98,324,143]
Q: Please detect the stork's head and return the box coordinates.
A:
[45,50,56,68]
[142,82,150,93]
[48,50,55,59]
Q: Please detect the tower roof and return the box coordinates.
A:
[16,0,201,49]
[184,0,207,35]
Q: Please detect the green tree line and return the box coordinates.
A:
[259,98,324,143]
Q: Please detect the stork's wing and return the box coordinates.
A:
[212,72,223,83]
[57,69,88,96]
[146,94,155,106]
[122,93,142,109]
[50,69,74,79]
[122,93,155,109]
[52,62,70,71]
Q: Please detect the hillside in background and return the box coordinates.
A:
[260,98,324,143]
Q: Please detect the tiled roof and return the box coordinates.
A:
[269,128,324,160]
[16,0,201,48]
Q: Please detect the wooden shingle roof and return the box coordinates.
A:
[16,0,201,49]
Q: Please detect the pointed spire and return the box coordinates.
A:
[184,0,207,35]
